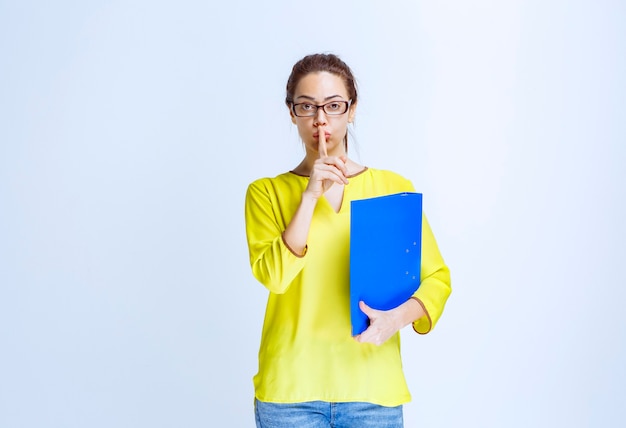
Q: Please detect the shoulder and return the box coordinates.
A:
[247,172,300,191]
[362,167,414,188]
[349,167,415,196]
[246,172,306,204]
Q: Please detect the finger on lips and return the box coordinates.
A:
[318,126,328,158]
[315,127,349,185]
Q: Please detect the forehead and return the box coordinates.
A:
[294,71,349,99]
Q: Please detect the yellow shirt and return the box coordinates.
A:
[245,168,451,406]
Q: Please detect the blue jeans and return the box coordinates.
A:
[254,399,404,428]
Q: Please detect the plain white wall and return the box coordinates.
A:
[1,1,624,427]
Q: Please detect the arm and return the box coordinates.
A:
[410,214,452,334]
[245,181,309,294]
[283,128,350,254]
[245,129,350,293]
[355,213,451,344]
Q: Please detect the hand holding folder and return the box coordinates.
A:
[350,192,423,336]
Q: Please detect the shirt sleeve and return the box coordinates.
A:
[411,213,452,334]
[245,179,307,294]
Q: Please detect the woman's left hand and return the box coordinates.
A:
[354,299,424,346]
[353,301,403,346]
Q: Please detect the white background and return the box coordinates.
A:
[1,1,624,427]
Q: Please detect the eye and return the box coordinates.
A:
[327,102,341,111]
[301,103,315,111]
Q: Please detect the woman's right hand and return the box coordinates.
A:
[303,127,349,200]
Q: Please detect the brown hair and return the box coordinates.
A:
[285,53,358,106]
[285,53,358,150]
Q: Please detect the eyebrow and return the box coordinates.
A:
[294,94,345,102]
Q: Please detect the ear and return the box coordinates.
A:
[289,106,297,124]
[348,102,357,123]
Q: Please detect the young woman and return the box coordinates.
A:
[245,53,451,428]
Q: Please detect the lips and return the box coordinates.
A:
[313,132,331,139]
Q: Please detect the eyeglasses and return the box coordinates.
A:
[291,100,351,117]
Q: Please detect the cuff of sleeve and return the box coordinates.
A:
[410,297,432,335]
[281,232,307,257]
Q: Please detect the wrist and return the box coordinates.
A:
[301,191,319,204]
[401,298,424,327]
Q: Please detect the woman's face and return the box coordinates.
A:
[290,71,356,157]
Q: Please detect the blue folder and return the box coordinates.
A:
[350,192,423,336]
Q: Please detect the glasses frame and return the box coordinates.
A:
[290,100,352,117]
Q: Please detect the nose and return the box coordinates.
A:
[313,107,328,126]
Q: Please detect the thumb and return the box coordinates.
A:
[359,300,375,317]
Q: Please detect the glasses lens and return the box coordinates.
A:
[323,101,348,115]
[294,103,316,117]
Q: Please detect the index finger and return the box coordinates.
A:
[318,126,328,158]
